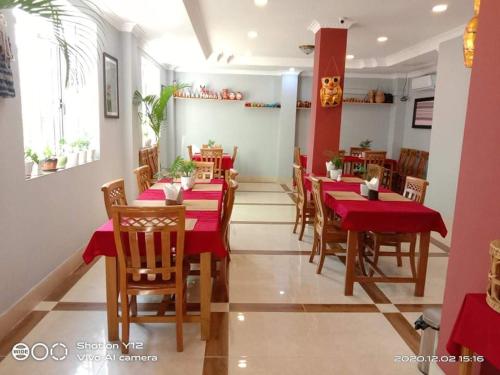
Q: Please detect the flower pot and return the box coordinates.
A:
[375,90,385,103]
[180,176,195,190]
[87,149,96,163]
[25,161,34,178]
[78,150,87,165]
[40,158,58,172]
[329,169,342,180]
[325,161,335,174]
[57,155,68,169]
[66,153,78,168]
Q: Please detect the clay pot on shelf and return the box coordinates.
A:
[375,90,385,103]
[40,158,58,172]
[229,92,236,100]
[221,89,229,100]
[235,92,243,100]
[368,90,375,103]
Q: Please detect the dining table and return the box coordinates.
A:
[192,153,234,170]
[82,178,227,342]
[304,175,447,296]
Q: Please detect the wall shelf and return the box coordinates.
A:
[342,102,393,105]
[174,97,243,102]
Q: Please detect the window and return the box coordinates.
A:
[140,56,161,147]
[15,3,99,177]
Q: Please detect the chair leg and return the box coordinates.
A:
[175,289,184,352]
[120,292,130,354]
[293,206,299,234]
[409,236,417,279]
[219,257,229,301]
[357,233,367,276]
[130,295,137,317]
[395,243,403,267]
[309,232,318,263]
[298,211,307,241]
[370,237,381,277]
[316,239,326,274]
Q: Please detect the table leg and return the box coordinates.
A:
[344,230,359,296]
[200,252,212,340]
[458,346,474,375]
[105,257,119,341]
[414,231,430,297]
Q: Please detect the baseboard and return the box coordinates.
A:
[430,236,450,253]
[0,248,85,342]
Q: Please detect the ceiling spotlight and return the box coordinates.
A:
[377,36,388,42]
[254,0,268,7]
[247,30,258,39]
[346,54,355,60]
[299,44,315,55]
[432,4,448,13]
[289,67,295,72]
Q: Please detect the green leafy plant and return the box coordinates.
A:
[207,139,216,148]
[134,83,189,142]
[24,148,39,164]
[1,0,105,86]
[43,146,54,159]
[359,139,372,148]
[166,156,196,178]
[331,156,343,170]
[71,138,90,151]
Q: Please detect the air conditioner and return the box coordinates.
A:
[411,75,435,91]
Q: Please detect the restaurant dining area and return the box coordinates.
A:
[1,0,500,374]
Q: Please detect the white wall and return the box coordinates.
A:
[173,72,282,178]
[426,37,471,245]
[401,89,435,151]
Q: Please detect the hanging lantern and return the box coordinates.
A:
[463,0,481,68]
[320,76,343,107]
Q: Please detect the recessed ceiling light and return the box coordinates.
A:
[346,54,355,60]
[289,67,295,72]
[254,0,268,7]
[247,30,258,39]
[432,4,448,13]
[377,36,388,43]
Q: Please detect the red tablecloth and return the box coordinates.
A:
[193,154,234,170]
[82,179,227,264]
[304,176,447,236]
[447,293,500,370]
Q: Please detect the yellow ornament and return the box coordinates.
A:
[320,76,343,107]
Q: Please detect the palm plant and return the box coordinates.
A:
[1,0,104,86]
[134,83,189,142]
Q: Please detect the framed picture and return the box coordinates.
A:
[103,53,119,118]
[412,97,434,129]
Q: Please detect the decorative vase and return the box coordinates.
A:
[25,161,34,178]
[375,90,385,103]
[40,158,58,172]
[78,151,87,165]
[487,240,500,313]
[66,153,78,168]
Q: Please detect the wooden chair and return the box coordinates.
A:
[138,146,158,179]
[350,147,369,157]
[187,145,193,160]
[361,151,386,180]
[366,164,384,182]
[225,168,239,184]
[415,151,429,179]
[231,146,238,163]
[101,179,128,219]
[133,165,151,194]
[222,179,239,252]
[200,148,223,178]
[403,149,418,178]
[308,177,348,274]
[293,146,301,165]
[292,164,315,241]
[193,161,214,180]
[111,205,187,353]
[366,177,429,277]
[392,148,409,192]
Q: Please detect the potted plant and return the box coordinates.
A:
[134,83,189,147]
[359,139,372,148]
[168,156,196,190]
[329,156,343,180]
[40,146,58,172]
[24,148,39,178]
[207,139,216,148]
[56,138,68,169]
[66,140,79,168]
[72,138,89,165]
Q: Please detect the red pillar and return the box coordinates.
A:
[307,28,347,175]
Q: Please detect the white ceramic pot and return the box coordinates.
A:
[180,175,195,190]
[87,149,96,163]
[78,150,87,165]
[66,153,78,168]
[25,161,33,178]
[330,169,342,180]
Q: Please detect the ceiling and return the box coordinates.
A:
[96,0,472,75]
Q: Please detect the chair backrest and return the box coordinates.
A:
[187,145,193,160]
[363,150,386,165]
[111,206,185,284]
[403,176,429,204]
[221,179,239,239]
[366,164,384,182]
[403,149,418,176]
[134,165,151,194]
[138,146,158,179]
[193,161,214,179]
[293,164,306,210]
[324,149,346,159]
[231,146,238,163]
[294,147,301,165]
[101,179,128,219]
[200,148,223,178]
[225,168,239,184]
[415,151,429,178]
[350,147,369,157]
[310,177,326,235]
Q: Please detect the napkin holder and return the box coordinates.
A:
[164,184,184,205]
[368,189,379,201]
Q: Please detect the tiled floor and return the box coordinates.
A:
[0,182,449,374]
